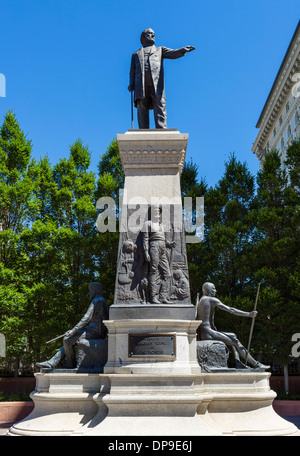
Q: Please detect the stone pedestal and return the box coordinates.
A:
[113,129,192,311]
[103,318,201,375]
[197,340,229,372]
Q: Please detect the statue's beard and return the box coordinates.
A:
[144,39,155,46]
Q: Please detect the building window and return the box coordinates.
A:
[273,127,277,138]
[286,102,290,113]
[296,110,300,124]
[281,138,284,149]
[288,125,292,137]
[279,115,283,125]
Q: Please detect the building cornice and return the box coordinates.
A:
[252,21,300,157]
[256,20,300,128]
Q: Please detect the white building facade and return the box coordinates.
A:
[252,20,300,167]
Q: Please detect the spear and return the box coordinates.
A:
[45,334,66,345]
[245,282,261,366]
[195,292,200,317]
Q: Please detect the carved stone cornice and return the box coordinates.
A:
[117,129,188,173]
[252,22,300,159]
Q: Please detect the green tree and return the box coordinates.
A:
[180,159,207,302]
[95,139,123,303]
[0,110,34,232]
[27,155,57,223]
[206,155,255,292]
[251,144,300,365]
[50,139,99,324]
[17,220,66,364]
[96,138,124,204]
[16,138,106,365]
[0,111,34,372]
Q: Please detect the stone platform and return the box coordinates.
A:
[7,369,299,436]
[7,317,300,436]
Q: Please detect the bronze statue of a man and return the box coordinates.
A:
[195,282,269,369]
[128,28,195,129]
[142,206,176,304]
[36,283,108,369]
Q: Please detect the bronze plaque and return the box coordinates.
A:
[128,333,176,358]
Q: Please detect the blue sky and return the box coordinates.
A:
[0,0,299,188]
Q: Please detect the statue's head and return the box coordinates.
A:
[140,28,155,46]
[123,239,137,253]
[173,270,183,279]
[148,204,162,221]
[202,282,217,297]
[88,282,103,299]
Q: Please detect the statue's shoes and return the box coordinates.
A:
[254,362,270,370]
[150,297,161,304]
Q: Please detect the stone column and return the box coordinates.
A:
[111,129,194,320]
[106,128,199,375]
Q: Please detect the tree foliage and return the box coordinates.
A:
[0,110,299,373]
[0,113,118,372]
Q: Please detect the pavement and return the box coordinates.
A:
[1,416,299,436]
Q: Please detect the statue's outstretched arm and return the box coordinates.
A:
[162,46,194,59]
[216,300,256,318]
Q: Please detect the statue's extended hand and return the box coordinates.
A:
[128,85,134,92]
[183,46,195,53]
[145,252,151,263]
[167,241,176,248]
[249,310,258,318]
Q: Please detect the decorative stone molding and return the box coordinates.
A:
[117,129,188,173]
[252,24,300,162]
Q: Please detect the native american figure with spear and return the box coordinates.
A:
[195,282,269,370]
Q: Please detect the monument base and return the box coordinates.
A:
[7,318,299,436]
[103,318,200,375]
[8,370,299,436]
[75,372,220,436]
